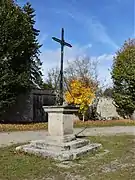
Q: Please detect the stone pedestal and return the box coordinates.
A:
[16,105,101,161]
[45,106,77,136]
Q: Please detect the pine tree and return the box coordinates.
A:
[23,2,43,87]
[0,0,42,117]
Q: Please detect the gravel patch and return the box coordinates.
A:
[0,126,134,147]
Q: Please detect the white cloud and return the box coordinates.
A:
[94,54,114,87]
[86,18,119,49]
[96,54,114,62]
[40,43,92,76]
[51,7,119,50]
[40,45,113,86]
[39,33,48,45]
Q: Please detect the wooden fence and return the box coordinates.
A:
[0,89,56,123]
[32,89,56,122]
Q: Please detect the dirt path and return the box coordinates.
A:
[0,126,135,147]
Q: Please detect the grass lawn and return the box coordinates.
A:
[0,135,135,180]
[0,119,135,132]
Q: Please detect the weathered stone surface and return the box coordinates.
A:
[16,137,101,161]
[96,97,122,120]
[16,105,101,161]
[35,134,76,143]
[30,137,89,150]
[131,111,135,120]
[44,106,78,136]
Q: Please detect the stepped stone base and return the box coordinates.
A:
[16,135,102,161]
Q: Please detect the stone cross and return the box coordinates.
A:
[15,29,101,162]
[52,28,72,105]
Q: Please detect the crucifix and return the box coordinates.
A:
[52,28,72,105]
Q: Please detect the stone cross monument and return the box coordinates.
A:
[16,29,101,161]
[52,28,72,105]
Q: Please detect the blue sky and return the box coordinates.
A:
[18,0,134,86]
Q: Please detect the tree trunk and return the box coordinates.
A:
[83,114,85,122]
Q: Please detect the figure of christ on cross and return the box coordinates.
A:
[52,28,72,105]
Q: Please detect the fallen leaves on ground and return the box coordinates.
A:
[0,119,135,132]
[0,123,48,132]
[74,119,135,128]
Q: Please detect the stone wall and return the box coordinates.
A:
[131,111,135,120]
[96,97,122,120]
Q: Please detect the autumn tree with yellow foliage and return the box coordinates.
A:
[65,78,96,121]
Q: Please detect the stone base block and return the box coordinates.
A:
[38,134,76,143]
[16,136,102,161]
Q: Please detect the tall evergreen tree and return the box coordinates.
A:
[111,39,135,118]
[0,0,42,117]
[23,2,43,87]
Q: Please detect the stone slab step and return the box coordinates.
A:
[16,142,102,161]
[30,138,90,151]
